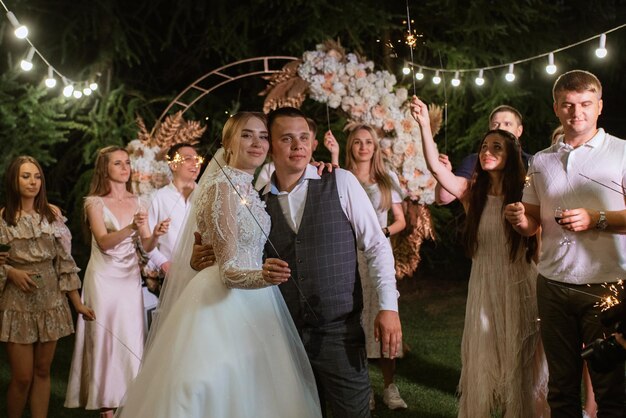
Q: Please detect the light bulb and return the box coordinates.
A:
[415,68,424,80]
[505,64,515,82]
[89,82,98,91]
[45,67,56,88]
[432,70,441,85]
[73,90,83,99]
[402,66,411,75]
[20,60,33,71]
[546,53,557,75]
[83,88,92,96]
[595,34,607,58]
[20,47,36,71]
[475,69,485,86]
[63,84,74,97]
[451,71,460,87]
[6,12,28,39]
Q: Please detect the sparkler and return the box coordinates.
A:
[547,279,625,313]
[210,153,319,321]
[524,171,541,188]
[595,280,625,311]
[405,0,417,96]
[579,173,626,196]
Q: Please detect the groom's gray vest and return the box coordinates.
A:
[265,171,362,329]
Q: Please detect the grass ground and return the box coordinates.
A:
[0,279,468,417]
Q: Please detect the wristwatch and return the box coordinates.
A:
[383,227,391,238]
[596,211,608,230]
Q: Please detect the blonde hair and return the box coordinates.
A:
[344,124,394,211]
[221,112,266,164]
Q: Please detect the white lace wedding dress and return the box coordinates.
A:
[115,166,321,418]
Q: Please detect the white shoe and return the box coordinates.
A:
[369,391,375,411]
[382,384,407,410]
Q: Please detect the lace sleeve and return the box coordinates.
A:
[196,180,270,289]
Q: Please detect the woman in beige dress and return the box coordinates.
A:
[0,155,95,418]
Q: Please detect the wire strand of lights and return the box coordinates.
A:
[408,23,626,80]
[0,0,99,95]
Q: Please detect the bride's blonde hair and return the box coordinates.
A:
[221,112,267,165]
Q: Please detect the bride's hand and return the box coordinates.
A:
[262,258,290,285]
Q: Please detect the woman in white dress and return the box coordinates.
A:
[324,125,408,410]
[411,97,549,418]
[115,112,321,418]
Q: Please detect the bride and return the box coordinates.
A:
[115,112,321,418]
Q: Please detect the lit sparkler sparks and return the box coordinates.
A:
[167,152,205,168]
[524,171,541,188]
[595,279,625,311]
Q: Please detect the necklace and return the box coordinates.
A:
[109,194,126,202]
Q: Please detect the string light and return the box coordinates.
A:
[62,79,74,98]
[432,70,441,85]
[5,11,27,39]
[505,64,515,82]
[73,90,83,99]
[475,69,485,86]
[44,66,56,88]
[402,66,411,75]
[83,87,92,96]
[20,46,35,71]
[595,34,607,58]
[451,71,460,87]
[1,1,99,99]
[404,24,624,87]
[545,52,557,75]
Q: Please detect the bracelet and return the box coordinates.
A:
[383,227,390,238]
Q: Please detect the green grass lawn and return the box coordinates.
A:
[0,279,467,417]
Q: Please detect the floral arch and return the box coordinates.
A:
[131,43,439,278]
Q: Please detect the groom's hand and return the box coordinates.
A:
[374,310,402,359]
[190,232,216,271]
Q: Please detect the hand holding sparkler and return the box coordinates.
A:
[261,259,291,285]
[409,96,431,131]
[323,130,340,166]
[504,202,527,227]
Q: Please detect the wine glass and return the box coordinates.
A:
[554,207,573,246]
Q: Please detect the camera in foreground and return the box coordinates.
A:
[581,300,626,373]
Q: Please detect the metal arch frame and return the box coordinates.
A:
[151,56,299,136]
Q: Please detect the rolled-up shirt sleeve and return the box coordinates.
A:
[335,169,399,312]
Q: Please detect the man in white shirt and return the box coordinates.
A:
[148,143,201,276]
[504,70,626,417]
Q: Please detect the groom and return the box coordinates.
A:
[194,107,401,417]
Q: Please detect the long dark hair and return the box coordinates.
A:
[463,129,536,262]
[2,156,56,226]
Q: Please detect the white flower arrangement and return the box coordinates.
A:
[297,43,436,203]
[126,139,172,197]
